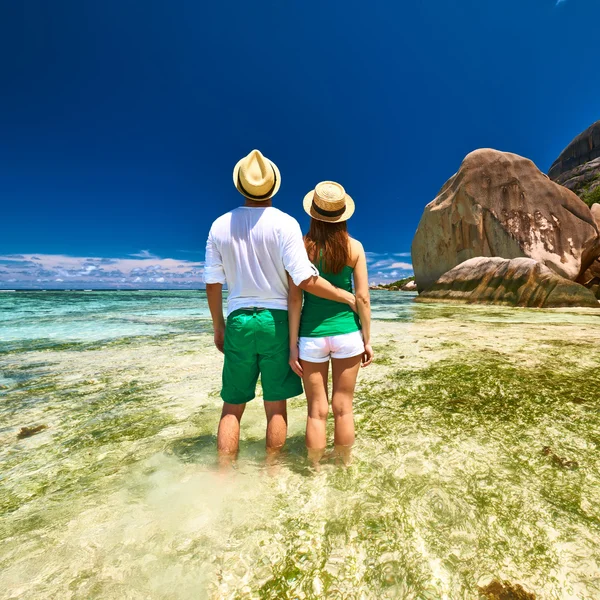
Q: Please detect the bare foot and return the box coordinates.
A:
[217,450,237,473]
[307,447,326,471]
[265,446,284,476]
[333,444,352,466]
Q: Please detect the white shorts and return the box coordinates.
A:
[299,331,364,363]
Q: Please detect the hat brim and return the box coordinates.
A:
[303,190,355,222]
[233,157,281,201]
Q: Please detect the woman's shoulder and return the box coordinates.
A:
[348,237,365,265]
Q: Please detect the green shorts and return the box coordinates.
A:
[221,308,303,404]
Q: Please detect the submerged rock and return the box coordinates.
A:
[17,425,48,439]
[542,446,579,470]
[415,257,599,308]
[412,149,600,291]
[478,579,536,600]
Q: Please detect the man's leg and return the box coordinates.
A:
[256,310,303,455]
[217,402,246,467]
[219,310,259,466]
[264,400,287,454]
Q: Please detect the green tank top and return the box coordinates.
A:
[299,259,361,338]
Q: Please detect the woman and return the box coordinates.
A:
[288,181,373,466]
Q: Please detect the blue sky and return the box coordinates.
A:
[1,0,599,288]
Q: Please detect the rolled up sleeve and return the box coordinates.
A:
[203,231,226,284]
[281,219,319,286]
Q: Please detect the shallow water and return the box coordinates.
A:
[1,291,600,599]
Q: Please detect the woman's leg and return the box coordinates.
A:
[331,354,362,464]
[301,359,330,465]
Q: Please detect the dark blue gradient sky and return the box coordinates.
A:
[1,0,599,286]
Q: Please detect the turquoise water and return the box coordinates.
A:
[0,290,418,347]
[0,291,214,351]
[1,291,600,599]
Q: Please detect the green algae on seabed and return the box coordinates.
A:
[246,356,600,598]
[0,366,174,519]
[1,297,600,599]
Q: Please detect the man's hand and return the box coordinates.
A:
[289,345,303,377]
[362,343,374,367]
[214,326,225,353]
[347,293,358,314]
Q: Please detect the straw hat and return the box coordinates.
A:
[233,149,281,201]
[303,181,355,222]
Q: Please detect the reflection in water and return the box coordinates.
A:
[1,291,599,598]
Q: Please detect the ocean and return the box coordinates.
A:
[1,290,599,599]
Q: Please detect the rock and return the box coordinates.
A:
[549,120,600,176]
[541,446,579,470]
[415,257,599,308]
[401,280,417,291]
[592,204,600,229]
[412,149,600,292]
[478,579,536,600]
[370,276,415,291]
[548,121,600,200]
[582,205,600,287]
[17,424,48,439]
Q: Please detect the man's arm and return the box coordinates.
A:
[298,275,356,311]
[206,283,225,353]
[204,230,227,352]
[282,218,356,310]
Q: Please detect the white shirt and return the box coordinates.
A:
[204,206,318,315]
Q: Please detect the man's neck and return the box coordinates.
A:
[244,199,272,208]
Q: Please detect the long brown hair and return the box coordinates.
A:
[304,219,350,274]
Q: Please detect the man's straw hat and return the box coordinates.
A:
[233,149,281,201]
[303,181,355,222]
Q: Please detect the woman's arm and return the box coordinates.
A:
[288,275,304,376]
[352,240,373,367]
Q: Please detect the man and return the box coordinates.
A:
[204,149,356,462]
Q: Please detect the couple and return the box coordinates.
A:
[204,149,372,467]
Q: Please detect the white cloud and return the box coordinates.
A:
[363,252,414,283]
[129,249,157,258]
[0,249,413,288]
[0,252,205,289]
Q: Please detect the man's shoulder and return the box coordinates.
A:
[265,207,301,231]
[209,210,235,233]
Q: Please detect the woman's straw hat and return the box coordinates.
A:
[303,181,355,222]
[233,149,281,201]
